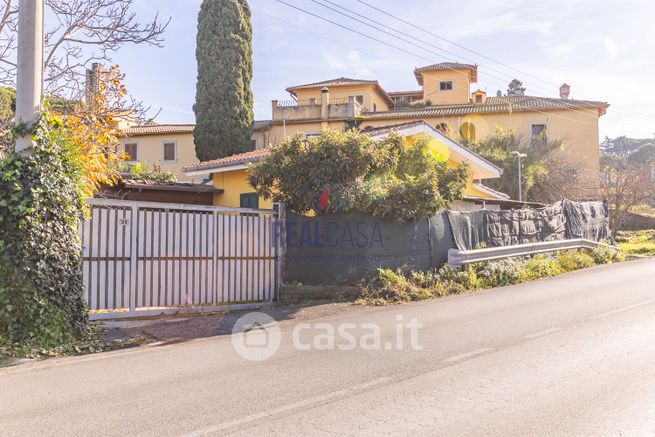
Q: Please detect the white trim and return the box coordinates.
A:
[471,182,510,200]
[439,80,454,92]
[185,163,249,177]
[368,123,502,177]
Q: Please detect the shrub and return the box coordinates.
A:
[555,250,595,272]
[519,255,564,281]
[0,115,88,352]
[358,268,433,305]
[248,130,469,222]
[591,246,624,264]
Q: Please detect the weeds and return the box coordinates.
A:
[358,248,622,306]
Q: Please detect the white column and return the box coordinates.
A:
[15,0,44,154]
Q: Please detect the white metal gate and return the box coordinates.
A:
[79,199,284,319]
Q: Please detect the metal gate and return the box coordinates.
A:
[79,199,284,319]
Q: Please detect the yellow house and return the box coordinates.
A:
[256,63,609,196]
[184,120,507,210]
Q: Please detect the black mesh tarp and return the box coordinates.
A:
[447,200,609,251]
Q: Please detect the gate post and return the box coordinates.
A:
[273,203,286,303]
[128,203,139,314]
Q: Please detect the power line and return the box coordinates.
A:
[273,0,601,128]
[354,0,654,120]
[314,0,643,121]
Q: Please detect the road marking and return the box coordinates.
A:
[441,348,495,364]
[524,327,562,339]
[182,377,393,436]
[589,298,655,320]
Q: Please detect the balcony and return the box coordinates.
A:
[271,96,364,122]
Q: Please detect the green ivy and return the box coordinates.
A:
[0,114,88,352]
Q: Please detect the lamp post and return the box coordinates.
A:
[511,150,527,202]
[15,0,44,154]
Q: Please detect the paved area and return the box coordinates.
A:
[1,259,654,436]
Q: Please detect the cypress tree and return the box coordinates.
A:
[194,0,254,161]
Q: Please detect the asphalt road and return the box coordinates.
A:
[2,259,655,436]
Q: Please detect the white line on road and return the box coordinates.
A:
[441,348,495,363]
[589,298,655,320]
[182,377,393,436]
[524,327,562,339]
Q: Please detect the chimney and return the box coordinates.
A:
[320,86,330,128]
[559,83,570,100]
[85,63,101,100]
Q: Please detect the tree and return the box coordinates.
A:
[507,79,526,96]
[248,129,470,222]
[470,129,579,202]
[0,85,14,155]
[600,153,655,237]
[194,0,254,161]
[0,0,169,97]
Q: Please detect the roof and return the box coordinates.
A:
[123,121,272,136]
[388,90,423,97]
[360,120,427,137]
[124,124,195,137]
[360,120,502,179]
[118,179,222,193]
[414,63,478,85]
[184,148,271,174]
[471,182,510,200]
[363,95,609,120]
[285,77,394,107]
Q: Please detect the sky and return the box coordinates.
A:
[116,0,655,140]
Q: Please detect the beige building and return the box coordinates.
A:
[124,62,609,195]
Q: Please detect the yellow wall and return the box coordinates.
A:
[212,168,272,209]
[420,69,471,105]
[122,133,201,182]
[293,84,390,112]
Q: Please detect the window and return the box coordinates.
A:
[354,95,364,105]
[531,124,547,138]
[163,141,176,162]
[440,81,453,91]
[251,139,258,149]
[124,143,138,161]
[240,193,259,209]
[475,94,483,103]
[459,122,476,143]
[373,103,377,112]
[435,123,450,134]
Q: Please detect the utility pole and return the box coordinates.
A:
[512,150,527,202]
[14,0,44,154]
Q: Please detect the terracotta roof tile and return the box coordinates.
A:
[286,77,378,92]
[414,63,478,84]
[124,124,195,136]
[363,95,609,120]
[184,148,271,173]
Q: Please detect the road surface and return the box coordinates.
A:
[2,259,655,436]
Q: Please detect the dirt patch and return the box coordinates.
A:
[100,298,373,345]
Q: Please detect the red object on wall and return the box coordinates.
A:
[319,188,330,213]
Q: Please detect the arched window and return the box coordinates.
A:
[459,122,476,143]
[435,123,450,134]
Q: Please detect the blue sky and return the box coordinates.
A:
[118,0,655,139]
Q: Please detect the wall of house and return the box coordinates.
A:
[293,85,390,112]
[420,69,472,105]
[122,133,201,182]
[358,108,602,191]
[211,168,272,209]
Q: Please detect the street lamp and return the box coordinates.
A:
[511,151,527,202]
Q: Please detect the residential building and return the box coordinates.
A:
[185,121,512,210]
[253,63,609,196]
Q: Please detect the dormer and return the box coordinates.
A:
[414,63,477,105]
[471,89,486,104]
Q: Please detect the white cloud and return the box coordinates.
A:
[604,38,619,57]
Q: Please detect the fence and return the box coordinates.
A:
[79,199,284,320]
